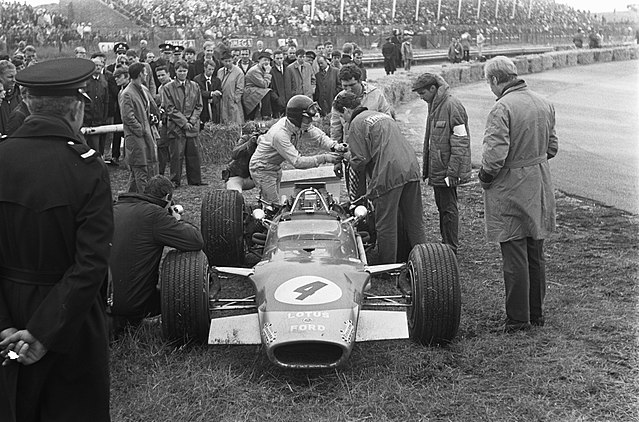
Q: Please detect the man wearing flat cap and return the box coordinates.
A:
[217,49,244,125]
[242,50,272,120]
[413,72,471,255]
[0,58,113,421]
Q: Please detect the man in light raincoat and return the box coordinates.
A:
[479,56,558,333]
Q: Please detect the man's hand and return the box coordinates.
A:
[331,143,349,153]
[323,152,343,164]
[333,162,344,178]
[0,330,48,366]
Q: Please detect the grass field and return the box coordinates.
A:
[107,132,639,421]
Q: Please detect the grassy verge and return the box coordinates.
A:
[108,157,638,421]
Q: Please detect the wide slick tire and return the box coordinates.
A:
[160,250,211,343]
[407,243,461,345]
[201,189,245,266]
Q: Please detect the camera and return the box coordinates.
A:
[169,204,184,215]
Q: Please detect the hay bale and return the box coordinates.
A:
[470,62,485,82]
[630,46,638,60]
[577,50,594,65]
[566,51,578,66]
[512,56,529,75]
[594,48,614,62]
[613,47,631,61]
[199,123,240,164]
[460,65,472,84]
[376,76,414,108]
[528,55,543,73]
[440,66,462,86]
[542,54,554,70]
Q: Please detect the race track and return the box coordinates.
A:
[392,60,639,214]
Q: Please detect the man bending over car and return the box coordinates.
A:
[333,92,427,264]
[108,175,204,337]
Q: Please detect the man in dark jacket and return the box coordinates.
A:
[194,60,222,125]
[0,60,21,136]
[269,50,287,118]
[84,56,110,156]
[334,92,426,264]
[314,55,340,116]
[413,72,471,255]
[0,58,112,422]
[109,175,203,335]
[381,37,397,75]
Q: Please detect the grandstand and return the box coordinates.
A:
[57,0,141,30]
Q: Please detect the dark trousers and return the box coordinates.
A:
[245,93,273,121]
[433,186,459,253]
[373,181,427,264]
[111,132,122,160]
[169,134,202,186]
[85,133,106,156]
[500,238,546,323]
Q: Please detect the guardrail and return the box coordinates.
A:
[361,45,555,66]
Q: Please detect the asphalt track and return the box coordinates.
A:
[370,60,639,214]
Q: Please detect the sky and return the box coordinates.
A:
[20,0,636,13]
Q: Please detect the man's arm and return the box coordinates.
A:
[447,101,471,181]
[189,83,203,125]
[119,91,144,137]
[153,211,204,251]
[161,84,189,128]
[283,66,293,102]
[329,101,345,143]
[547,104,558,159]
[234,71,245,100]
[480,104,510,188]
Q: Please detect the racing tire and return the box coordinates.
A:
[201,189,245,266]
[407,243,461,345]
[160,250,211,343]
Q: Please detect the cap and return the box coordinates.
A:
[159,43,173,53]
[220,50,233,60]
[125,49,138,58]
[172,45,185,54]
[184,46,196,54]
[257,51,272,60]
[411,73,443,92]
[305,51,316,60]
[114,42,129,54]
[16,58,95,101]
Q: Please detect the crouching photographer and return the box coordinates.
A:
[108,175,203,338]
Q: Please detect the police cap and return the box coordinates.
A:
[172,45,185,54]
[114,42,129,54]
[159,43,173,53]
[16,58,95,101]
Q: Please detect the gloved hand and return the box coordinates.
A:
[334,162,344,178]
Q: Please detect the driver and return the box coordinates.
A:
[249,95,346,203]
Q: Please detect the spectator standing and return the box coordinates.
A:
[573,29,584,48]
[183,46,197,80]
[6,98,29,136]
[0,60,21,136]
[284,46,298,67]
[269,50,287,118]
[0,58,112,422]
[243,51,273,121]
[352,48,367,81]
[448,37,463,63]
[401,35,414,71]
[460,31,471,62]
[106,42,129,73]
[476,29,486,59]
[107,64,130,166]
[162,60,205,187]
[194,41,220,78]
[126,49,156,95]
[238,48,254,75]
[315,55,340,117]
[413,73,471,255]
[83,56,110,157]
[139,39,149,62]
[284,48,316,102]
[479,56,558,332]
[251,40,266,62]
[155,65,172,175]
[74,46,87,58]
[217,50,245,125]
[119,62,160,193]
[381,37,397,75]
[194,60,222,126]
[109,175,203,336]
[340,42,354,65]
[333,92,426,264]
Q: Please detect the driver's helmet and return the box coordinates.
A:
[286,95,319,128]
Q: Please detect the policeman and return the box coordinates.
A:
[248,95,345,203]
[0,58,113,421]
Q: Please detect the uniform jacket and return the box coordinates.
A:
[270,63,287,111]
[315,66,340,116]
[119,81,159,166]
[481,79,558,243]
[423,78,471,186]
[249,117,334,173]
[242,64,272,115]
[110,193,203,317]
[161,78,203,138]
[217,64,245,125]
[348,110,421,199]
[84,73,109,126]
[194,72,222,124]
[0,114,113,420]
[284,60,316,102]
[330,81,393,143]
[0,86,22,135]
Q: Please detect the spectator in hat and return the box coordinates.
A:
[284,48,315,102]
[161,60,205,187]
[243,51,272,121]
[107,42,129,73]
[0,57,112,422]
[413,72,471,255]
[382,37,397,75]
[83,56,110,157]
[305,50,318,74]
[217,50,245,125]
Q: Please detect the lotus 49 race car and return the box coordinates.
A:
[159,169,461,369]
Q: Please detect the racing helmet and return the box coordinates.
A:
[286,95,319,128]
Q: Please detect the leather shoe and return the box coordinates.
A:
[503,319,531,333]
[189,182,208,186]
[530,316,545,327]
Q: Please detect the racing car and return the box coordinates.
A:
[159,168,461,369]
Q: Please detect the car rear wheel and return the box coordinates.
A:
[201,189,245,266]
[160,250,211,343]
[407,243,461,345]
